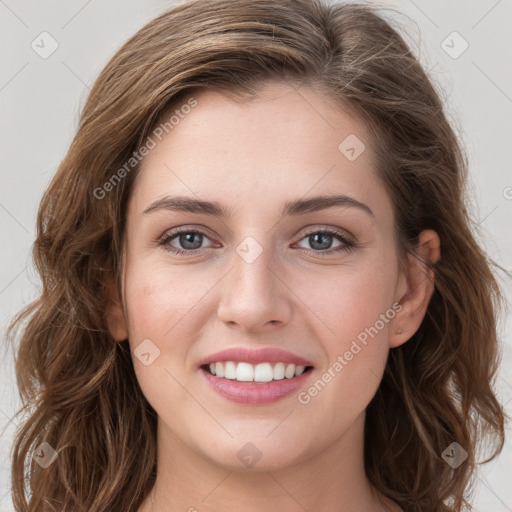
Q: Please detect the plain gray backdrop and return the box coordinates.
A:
[1,0,511,510]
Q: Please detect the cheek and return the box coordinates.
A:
[304,257,398,347]
[282,263,397,457]
[122,260,203,407]
[123,259,210,341]
[300,255,397,394]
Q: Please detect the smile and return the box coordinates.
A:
[203,361,311,382]
[200,363,314,405]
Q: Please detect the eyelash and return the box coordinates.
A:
[157,226,357,257]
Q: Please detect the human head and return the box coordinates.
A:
[9,1,505,511]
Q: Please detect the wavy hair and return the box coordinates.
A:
[6,0,506,510]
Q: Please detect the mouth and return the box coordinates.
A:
[201,361,314,383]
[199,361,315,404]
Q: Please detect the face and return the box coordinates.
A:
[115,81,410,471]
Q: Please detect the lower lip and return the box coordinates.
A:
[200,367,313,404]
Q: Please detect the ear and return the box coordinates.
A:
[104,271,129,342]
[389,229,441,349]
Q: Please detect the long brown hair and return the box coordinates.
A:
[6,1,506,510]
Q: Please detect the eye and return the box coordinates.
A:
[158,228,216,255]
[294,228,355,255]
[158,226,356,256]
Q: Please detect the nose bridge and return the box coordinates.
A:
[217,234,290,330]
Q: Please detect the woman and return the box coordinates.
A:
[7,0,505,511]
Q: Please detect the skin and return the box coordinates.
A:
[106,81,440,512]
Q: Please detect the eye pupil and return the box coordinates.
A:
[180,232,203,250]
[310,233,332,250]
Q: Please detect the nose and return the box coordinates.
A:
[216,240,293,333]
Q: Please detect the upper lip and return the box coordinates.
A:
[198,347,314,367]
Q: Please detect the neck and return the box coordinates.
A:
[139,412,401,512]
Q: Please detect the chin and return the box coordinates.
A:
[194,435,313,473]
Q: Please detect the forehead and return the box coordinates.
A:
[129,82,391,219]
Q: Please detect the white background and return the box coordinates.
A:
[1,0,511,510]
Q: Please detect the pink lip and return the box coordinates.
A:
[197,347,314,367]
[200,366,314,404]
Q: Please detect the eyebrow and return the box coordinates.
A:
[142,194,374,218]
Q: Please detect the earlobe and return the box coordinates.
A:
[389,229,441,348]
[104,273,129,342]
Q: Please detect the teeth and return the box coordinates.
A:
[215,362,225,378]
[236,362,254,382]
[224,361,237,379]
[295,365,306,376]
[284,363,295,379]
[273,362,285,380]
[206,361,309,382]
[254,362,273,383]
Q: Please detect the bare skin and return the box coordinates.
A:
[106,81,440,512]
